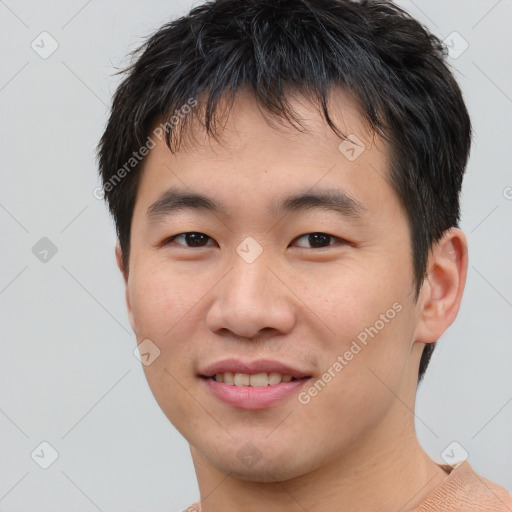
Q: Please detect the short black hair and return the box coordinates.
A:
[97,0,472,382]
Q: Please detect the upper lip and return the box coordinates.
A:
[199,359,310,379]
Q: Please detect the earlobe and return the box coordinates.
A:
[414,228,468,344]
[115,243,136,333]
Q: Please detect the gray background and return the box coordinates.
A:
[0,1,511,510]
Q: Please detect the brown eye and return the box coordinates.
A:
[164,232,214,247]
[293,232,344,249]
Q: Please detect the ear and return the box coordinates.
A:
[115,243,136,333]
[414,228,468,344]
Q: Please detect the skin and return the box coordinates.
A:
[116,88,468,511]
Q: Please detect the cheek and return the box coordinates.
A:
[142,361,203,442]
[315,263,414,398]
[312,262,401,342]
[129,264,198,338]
[129,265,203,432]
[128,263,205,365]
[295,310,414,446]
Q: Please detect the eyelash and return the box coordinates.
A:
[160,232,348,249]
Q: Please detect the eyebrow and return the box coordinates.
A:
[146,186,367,223]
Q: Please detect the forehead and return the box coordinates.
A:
[162,87,378,159]
[134,88,396,221]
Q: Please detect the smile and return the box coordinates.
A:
[200,374,311,410]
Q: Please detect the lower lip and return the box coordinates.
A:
[202,377,311,410]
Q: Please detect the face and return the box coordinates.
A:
[122,89,427,482]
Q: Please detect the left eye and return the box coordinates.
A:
[292,232,344,249]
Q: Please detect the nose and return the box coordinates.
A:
[205,250,297,341]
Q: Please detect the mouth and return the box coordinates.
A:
[200,372,312,410]
[198,358,311,382]
[198,359,313,409]
[200,372,307,387]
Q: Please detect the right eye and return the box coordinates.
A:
[161,232,216,248]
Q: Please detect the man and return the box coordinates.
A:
[97,0,512,510]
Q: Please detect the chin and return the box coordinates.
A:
[206,444,315,483]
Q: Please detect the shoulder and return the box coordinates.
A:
[413,460,512,512]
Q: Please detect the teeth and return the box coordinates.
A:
[212,372,296,386]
